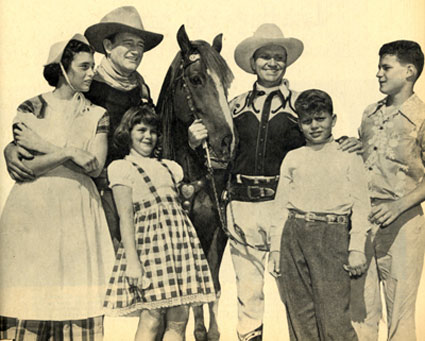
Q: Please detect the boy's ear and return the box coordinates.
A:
[406,64,418,82]
[332,114,337,127]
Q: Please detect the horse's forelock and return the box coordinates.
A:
[192,41,234,95]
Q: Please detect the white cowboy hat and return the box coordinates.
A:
[84,6,163,54]
[45,33,90,65]
[234,23,304,74]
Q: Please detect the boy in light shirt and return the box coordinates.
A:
[268,89,370,340]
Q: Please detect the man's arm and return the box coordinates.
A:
[4,142,35,182]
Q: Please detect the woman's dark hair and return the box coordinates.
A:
[113,104,162,159]
[43,39,94,87]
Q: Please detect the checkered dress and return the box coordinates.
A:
[103,161,216,316]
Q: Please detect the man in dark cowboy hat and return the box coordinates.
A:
[189,23,305,341]
[84,6,163,250]
[4,6,163,251]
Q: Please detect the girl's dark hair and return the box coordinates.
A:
[43,39,94,87]
[113,104,162,159]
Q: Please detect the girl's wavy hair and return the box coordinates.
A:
[113,104,162,159]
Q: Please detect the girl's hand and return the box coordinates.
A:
[14,122,49,153]
[126,258,144,288]
[67,147,99,173]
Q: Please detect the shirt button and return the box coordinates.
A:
[262,125,266,129]
[373,146,378,151]
[368,167,373,171]
[259,153,262,156]
[379,126,383,130]
[260,138,264,142]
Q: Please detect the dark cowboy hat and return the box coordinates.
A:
[84,6,163,54]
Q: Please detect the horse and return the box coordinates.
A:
[156,25,235,341]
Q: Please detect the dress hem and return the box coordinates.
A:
[103,292,217,317]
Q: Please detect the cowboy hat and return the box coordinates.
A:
[45,33,91,65]
[84,6,163,54]
[234,24,304,74]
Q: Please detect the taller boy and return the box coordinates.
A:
[358,40,425,340]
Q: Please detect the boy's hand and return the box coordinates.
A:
[268,251,281,278]
[369,201,403,227]
[336,136,363,154]
[343,250,367,277]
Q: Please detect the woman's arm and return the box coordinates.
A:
[21,147,72,176]
[14,122,107,177]
[112,185,144,287]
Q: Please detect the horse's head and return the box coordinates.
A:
[158,25,235,167]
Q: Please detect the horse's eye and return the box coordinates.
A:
[189,75,203,86]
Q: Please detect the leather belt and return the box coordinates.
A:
[289,210,349,224]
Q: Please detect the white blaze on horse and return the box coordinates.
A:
[157,25,234,341]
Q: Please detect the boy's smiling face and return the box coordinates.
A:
[376,54,410,96]
[298,111,336,145]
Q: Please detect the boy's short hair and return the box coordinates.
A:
[295,89,333,117]
[379,40,424,80]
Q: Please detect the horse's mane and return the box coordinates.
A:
[157,40,234,160]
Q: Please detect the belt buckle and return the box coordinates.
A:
[305,212,316,222]
[247,185,262,200]
[337,216,346,224]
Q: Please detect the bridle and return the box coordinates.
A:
[176,53,229,239]
[176,53,263,250]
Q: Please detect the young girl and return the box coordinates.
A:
[103,105,216,340]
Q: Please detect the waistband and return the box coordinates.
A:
[228,174,279,202]
[133,194,181,212]
[288,209,349,224]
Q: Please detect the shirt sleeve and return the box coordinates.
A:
[96,111,110,134]
[347,154,372,253]
[269,153,293,252]
[107,160,133,189]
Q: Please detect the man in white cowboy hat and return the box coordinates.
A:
[3,6,163,252]
[189,23,305,341]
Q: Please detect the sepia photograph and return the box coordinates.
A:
[0,0,424,340]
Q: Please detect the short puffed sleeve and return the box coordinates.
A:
[96,111,110,134]
[162,159,184,183]
[107,160,134,189]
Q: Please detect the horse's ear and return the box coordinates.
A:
[212,33,223,53]
[177,25,192,56]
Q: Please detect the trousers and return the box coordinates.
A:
[276,215,358,341]
[352,204,425,341]
[227,200,275,336]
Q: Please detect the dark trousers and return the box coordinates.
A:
[276,216,358,341]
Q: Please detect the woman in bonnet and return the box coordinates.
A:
[0,34,115,340]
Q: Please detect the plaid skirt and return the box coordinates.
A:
[103,195,216,316]
[0,315,103,341]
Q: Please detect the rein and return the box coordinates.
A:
[178,56,228,236]
[178,55,267,251]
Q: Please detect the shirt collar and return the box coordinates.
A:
[253,79,290,98]
[368,93,423,126]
